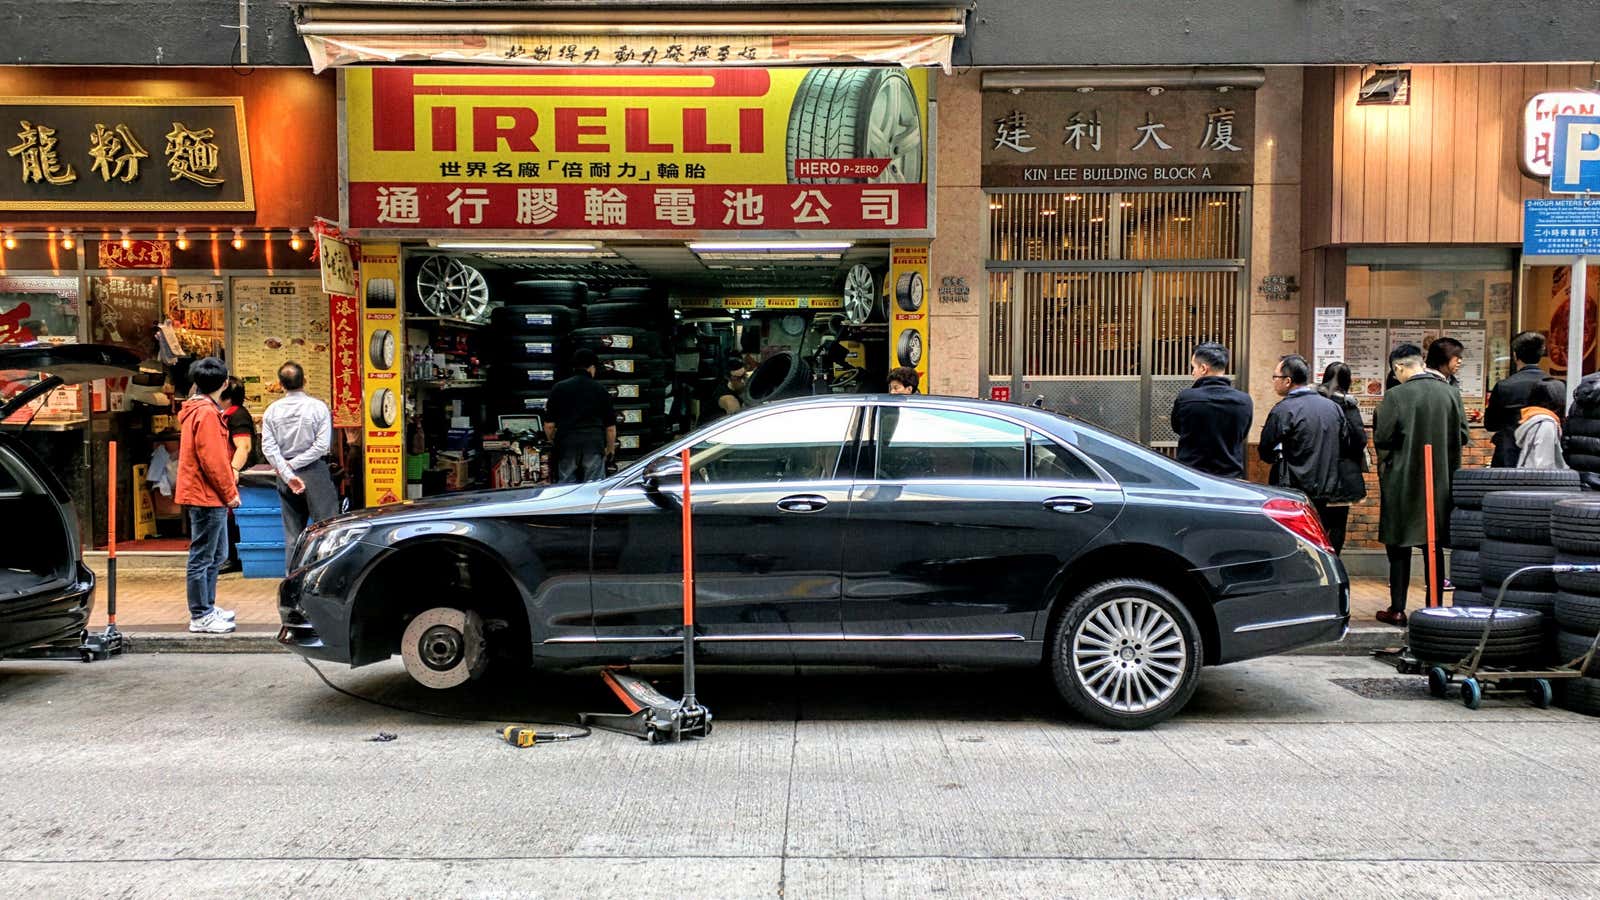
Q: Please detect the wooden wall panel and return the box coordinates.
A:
[1307,63,1580,248]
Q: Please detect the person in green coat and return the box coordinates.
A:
[1373,342,1469,625]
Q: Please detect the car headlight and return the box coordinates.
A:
[298,524,370,568]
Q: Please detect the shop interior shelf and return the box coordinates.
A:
[414,379,487,390]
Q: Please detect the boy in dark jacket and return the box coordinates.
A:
[1171,342,1253,478]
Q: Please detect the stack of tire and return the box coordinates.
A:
[1549,497,1600,716]
[490,280,587,420]
[1449,469,1581,620]
[578,286,675,469]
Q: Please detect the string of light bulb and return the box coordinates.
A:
[0,227,313,252]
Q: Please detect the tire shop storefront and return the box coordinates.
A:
[0,67,339,550]
[310,3,960,501]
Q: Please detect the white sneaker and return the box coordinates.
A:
[213,606,236,622]
[189,610,237,634]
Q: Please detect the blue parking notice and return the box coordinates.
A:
[1523,198,1600,256]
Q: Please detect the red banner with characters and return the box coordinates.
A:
[329,292,362,427]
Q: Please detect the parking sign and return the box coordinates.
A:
[1550,114,1600,194]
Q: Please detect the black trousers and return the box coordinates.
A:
[556,429,607,484]
[1386,543,1446,613]
[1313,501,1350,556]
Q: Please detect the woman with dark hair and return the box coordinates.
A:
[1315,361,1369,555]
[220,377,260,573]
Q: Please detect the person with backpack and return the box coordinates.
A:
[1316,361,1369,555]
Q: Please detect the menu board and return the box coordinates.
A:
[1446,319,1489,401]
[89,275,162,359]
[231,277,333,413]
[1344,318,1389,425]
[1312,307,1345,377]
[1386,319,1443,359]
[162,278,226,359]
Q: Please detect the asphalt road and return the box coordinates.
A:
[2,652,1598,898]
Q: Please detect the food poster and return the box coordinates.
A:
[162,278,226,359]
[1344,318,1388,425]
[231,277,333,412]
[89,275,162,359]
[1447,318,1489,405]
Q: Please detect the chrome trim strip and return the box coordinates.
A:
[545,633,1027,644]
[1232,612,1344,634]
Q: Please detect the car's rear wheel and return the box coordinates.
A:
[400,607,488,689]
[1050,579,1203,729]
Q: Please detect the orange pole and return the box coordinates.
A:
[680,447,693,628]
[1423,443,1438,608]
[106,440,117,626]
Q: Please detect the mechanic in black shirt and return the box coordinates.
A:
[699,356,748,427]
[544,348,615,483]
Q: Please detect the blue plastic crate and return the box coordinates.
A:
[237,540,287,579]
[234,509,283,544]
[237,484,279,510]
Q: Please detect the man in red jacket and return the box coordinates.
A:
[176,356,240,633]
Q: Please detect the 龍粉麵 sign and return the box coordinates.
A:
[0,97,253,211]
[343,67,929,233]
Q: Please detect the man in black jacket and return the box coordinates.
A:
[1171,342,1253,478]
[1485,331,1564,467]
[1260,354,1349,530]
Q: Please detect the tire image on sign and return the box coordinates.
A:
[894,270,925,312]
[787,68,923,184]
[896,328,924,367]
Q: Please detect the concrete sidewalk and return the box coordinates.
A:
[82,555,1416,655]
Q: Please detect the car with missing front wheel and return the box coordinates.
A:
[279,394,1348,729]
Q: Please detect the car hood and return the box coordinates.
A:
[0,343,143,418]
[323,482,588,529]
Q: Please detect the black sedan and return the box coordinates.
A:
[279,394,1348,728]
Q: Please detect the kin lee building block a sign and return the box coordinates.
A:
[343,67,930,233]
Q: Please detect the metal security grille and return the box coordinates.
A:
[985,188,1248,445]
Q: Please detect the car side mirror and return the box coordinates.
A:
[641,455,684,492]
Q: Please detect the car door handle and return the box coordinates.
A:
[776,494,829,513]
[1043,496,1094,514]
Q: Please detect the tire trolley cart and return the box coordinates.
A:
[1394,564,1600,710]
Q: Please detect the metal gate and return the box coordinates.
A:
[984,188,1249,446]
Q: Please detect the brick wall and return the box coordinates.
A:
[1246,432,1493,549]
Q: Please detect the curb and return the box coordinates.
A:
[1287,627,1404,657]
[125,631,284,654]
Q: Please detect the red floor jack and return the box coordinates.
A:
[580,448,712,743]
[81,440,126,661]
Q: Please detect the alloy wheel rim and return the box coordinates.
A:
[865,73,922,183]
[843,264,876,323]
[416,256,491,321]
[1072,596,1187,713]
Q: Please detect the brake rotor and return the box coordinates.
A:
[400,607,487,689]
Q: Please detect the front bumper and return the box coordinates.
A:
[276,542,386,664]
[0,565,95,657]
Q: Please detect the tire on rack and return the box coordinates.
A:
[1551,497,1600,555]
[786,67,923,185]
[1479,539,1558,591]
[497,392,551,414]
[493,304,579,332]
[1556,675,1600,716]
[1555,591,1600,635]
[602,286,662,303]
[1449,549,1481,591]
[495,363,561,391]
[569,326,663,356]
[1450,467,1581,510]
[583,302,657,327]
[1448,507,1484,550]
[1556,629,1600,676]
[1556,552,1600,594]
[507,280,587,308]
[747,351,813,403]
[1452,589,1482,607]
[1048,578,1203,730]
[500,334,565,364]
[1483,491,1569,544]
[598,354,672,382]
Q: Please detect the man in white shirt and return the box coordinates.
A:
[261,361,339,551]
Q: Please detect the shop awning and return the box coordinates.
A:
[295,1,968,72]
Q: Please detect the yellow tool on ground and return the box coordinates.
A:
[499,725,574,747]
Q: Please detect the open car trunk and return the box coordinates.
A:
[0,343,140,654]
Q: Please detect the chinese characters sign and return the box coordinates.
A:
[344,67,929,233]
[98,239,172,269]
[1522,92,1600,179]
[318,232,358,297]
[981,90,1256,187]
[329,291,362,428]
[0,97,253,211]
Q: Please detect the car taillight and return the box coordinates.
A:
[1263,497,1333,552]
